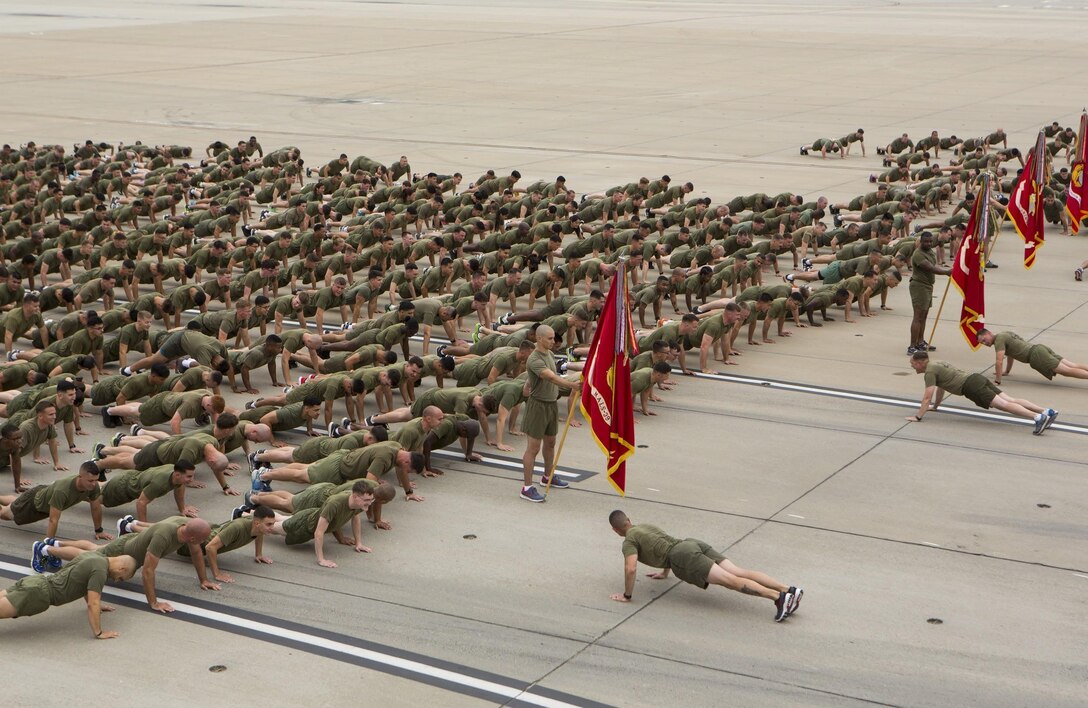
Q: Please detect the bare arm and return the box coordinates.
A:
[86,591,118,639]
[610,554,639,602]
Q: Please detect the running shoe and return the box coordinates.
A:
[1032,413,1047,435]
[788,586,803,615]
[43,538,62,569]
[774,590,794,622]
[117,514,135,537]
[520,486,546,503]
[540,475,569,489]
[1043,409,1058,431]
[31,541,47,573]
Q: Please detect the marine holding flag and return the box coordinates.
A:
[952,174,990,349]
[580,259,637,496]
[518,323,584,503]
[1007,130,1047,268]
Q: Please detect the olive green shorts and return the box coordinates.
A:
[157,331,187,360]
[962,373,1000,409]
[10,486,49,526]
[132,439,165,470]
[282,509,319,545]
[521,398,558,439]
[667,539,726,588]
[306,451,346,485]
[138,398,169,426]
[4,576,51,617]
[1028,345,1061,380]
[469,334,501,356]
[291,482,336,512]
[909,281,933,311]
[818,261,843,284]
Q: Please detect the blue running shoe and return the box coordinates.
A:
[31,541,46,573]
[540,475,569,489]
[43,538,62,569]
[520,486,545,503]
[1043,408,1058,431]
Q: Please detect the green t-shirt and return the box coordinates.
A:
[638,322,681,350]
[630,368,654,396]
[282,491,359,545]
[910,247,937,286]
[694,313,727,342]
[487,347,521,378]
[292,375,348,403]
[45,552,109,606]
[483,378,526,411]
[620,524,679,568]
[991,331,1034,362]
[99,516,188,564]
[341,441,400,479]
[421,388,479,416]
[18,418,56,457]
[154,433,216,466]
[32,474,101,514]
[526,349,558,402]
[207,516,257,554]
[923,361,970,395]
[391,419,428,452]
[3,307,44,338]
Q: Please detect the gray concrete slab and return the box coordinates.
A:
[1,0,1087,706]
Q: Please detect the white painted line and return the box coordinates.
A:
[429,449,581,480]
[921,542,942,547]
[786,514,805,519]
[0,559,581,708]
[1073,573,1088,580]
[646,487,660,492]
[683,370,1088,435]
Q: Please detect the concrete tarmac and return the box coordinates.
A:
[1,1,1087,706]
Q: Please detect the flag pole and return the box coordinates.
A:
[973,169,1003,262]
[542,385,580,497]
[927,277,953,346]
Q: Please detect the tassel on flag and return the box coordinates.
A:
[1007,130,1047,268]
[1066,112,1088,234]
[579,259,637,496]
[951,174,990,349]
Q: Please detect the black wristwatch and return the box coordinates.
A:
[623,593,632,600]
[94,527,104,533]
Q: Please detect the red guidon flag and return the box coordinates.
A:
[1066,112,1088,235]
[1007,130,1046,268]
[952,174,990,349]
[579,259,637,495]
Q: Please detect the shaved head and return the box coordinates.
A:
[108,554,138,580]
[182,518,212,544]
[245,423,273,442]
